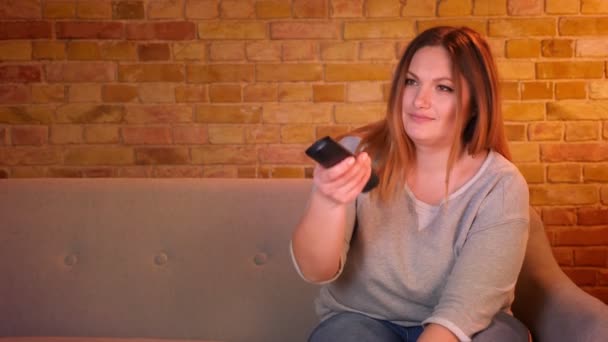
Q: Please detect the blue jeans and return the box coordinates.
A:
[309,312,424,342]
[309,311,530,342]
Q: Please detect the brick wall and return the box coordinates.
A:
[0,0,607,302]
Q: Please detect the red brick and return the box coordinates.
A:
[138,43,171,61]
[69,83,103,102]
[210,42,245,61]
[345,20,415,39]
[578,208,608,226]
[198,22,266,39]
[598,271,608,286]
[256,64,322,82]
[271,22,340,39]
[0,0,41,18]
[505,123,526,141]
[175,85,208,103]
[191,145,257,164]
[489,18,555,37]
[255,0,291,18]
[278,84,312,102]
[559,17,608,36]
[0,65,41,83]
[282,41,317,61]
[542,208,576,226]
[259,145,309,164]
[187,64,254,83]
[530,185,598,205]
[50,125,83,145]
[564,268,597,286]
[0,21,51,39]
[186,0,218,19]
[584,165,608,182]
[243,84,277,102]
[508,0,543,15]
[56,104,125,123]
[77,1,112,19]
[0,168,8,177]
[541,143,608,162]
[64,146,133,165]
[173,125,208,144]
[0,84,30,104]
[528,121,564,141]
[552,247,574,266]
[541,39,574,58]
[135,147,189,165]
[293,0,328,18]
[124,105,193,123]
[46,63,115,82]
[0,147,61,165]
[43,2,77,19]
[537,61,605,79]
[11,126,48,145]
[148,0,184,19]
[325,63,393,81]
[555,82,586,99]
[126,22,196,40]
[555,227,608,246]
[220,0,255,18]
[209,84,241,103]
[102,84,138,103]
[112,0,144,19]
[547,164,581,183]
[0,105,53,124]
[331,0,363,17]
[242,126,277,144]
[123,126,173,145]
[119,64,184,82]
[196,105,262,124]
[0,127,6,145]
[574,248,608,266]
[155,166,205,178]
[56,21,124,39]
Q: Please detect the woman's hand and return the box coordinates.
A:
[418,324,459,342]
[312,151,372,206]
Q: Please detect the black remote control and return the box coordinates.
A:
[305,136,379,193]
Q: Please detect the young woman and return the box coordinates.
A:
[291,26,531,342]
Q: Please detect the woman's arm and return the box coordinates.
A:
[424,173,530,339]
[291,152,371,283]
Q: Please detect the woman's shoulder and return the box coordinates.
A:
[484,151,527,188]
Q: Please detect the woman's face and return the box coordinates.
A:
[401,45,470,150]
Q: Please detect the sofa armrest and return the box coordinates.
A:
[513,208,608,342]
[534,279,608,342]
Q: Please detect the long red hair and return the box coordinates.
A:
[348,26,510,203]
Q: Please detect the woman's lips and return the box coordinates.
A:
[408,113,435,123]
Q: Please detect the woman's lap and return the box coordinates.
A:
[308,312,422,342]
[309,311,529,342]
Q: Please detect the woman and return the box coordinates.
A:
[291,26,530,342]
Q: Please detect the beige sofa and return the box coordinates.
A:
[1,178,607,342]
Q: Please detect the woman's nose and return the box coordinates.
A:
[414,87,431,108]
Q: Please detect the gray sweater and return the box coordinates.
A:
[293,138,530,341]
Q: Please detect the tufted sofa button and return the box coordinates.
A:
[253,252,268,266]
[155,252,168,266]
[64,254,78,266]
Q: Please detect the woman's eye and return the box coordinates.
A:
[437,85,454,92]
[405,78,417,86]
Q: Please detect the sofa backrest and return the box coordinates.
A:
[0,178,319,342]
